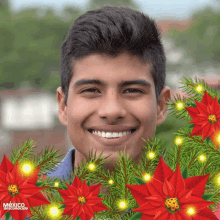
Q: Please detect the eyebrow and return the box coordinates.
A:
[74,79,151,87]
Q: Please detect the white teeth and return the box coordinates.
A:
[113,132,119,137]
[92,130,132,138]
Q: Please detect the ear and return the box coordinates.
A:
[57,87,67,127]
[156,86,171,126]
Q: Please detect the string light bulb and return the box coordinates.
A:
[143,173,151,182]
[198,154,206,162]
[147,151,156,159]
[21,163,33,175]
[175,137,183,145]
[186,206,196,216]
[195,85,203,93]
[88,163,95,171]
[118,201,127,210]
[176,102,184,110]
[47,204,62,219]
[108,179,114,185]
[54,182,59,187]
[215,175,220,186]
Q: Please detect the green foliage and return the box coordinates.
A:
[10,138,36,164]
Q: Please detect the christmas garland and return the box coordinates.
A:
[0,76,220,220]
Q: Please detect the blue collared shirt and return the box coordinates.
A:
[47,148,75,179]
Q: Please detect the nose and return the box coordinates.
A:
[98,91,127,123]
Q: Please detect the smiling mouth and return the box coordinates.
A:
[88,129,137,138]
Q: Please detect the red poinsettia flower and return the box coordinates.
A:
[58,175,108,220]
[185,91,220,148]
[126,157,218,220]
[0,155,50,220]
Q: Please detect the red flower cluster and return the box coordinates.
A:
[58,175,108,220]
[0,155,49,220]
[126,157,218,220]
[185,91,220,148]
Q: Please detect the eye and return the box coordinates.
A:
[81,88,100,93]
[124,88,144,93]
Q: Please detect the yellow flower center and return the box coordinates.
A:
[165,198,179,212]
[78,196,86,205]
[8,184,19,196]
[208,115,217,124]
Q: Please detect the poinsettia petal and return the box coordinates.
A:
[177,209,193,220]
[195,101,208,115]
[80,212,92,220]
[190,125,203,136]
[86,195,102,205]
[62,204,75,216]
[201,91,213,106]
[72,203,82,219]
[154,207,169,220]
[169,213,183,220]
[145,195,163,207]
[153,157,174,182]
[67,183,77,196]
[184,174,209,197]
[185,107,199,119]
[169,166,184,196]
[88,184,102,196]
[72,175,83,188]
[133,202,159,215]
[178,189,192,203]
[146,178,163,197]
[190,117,207,125]
[140,214,155,220]
[0,155,14,173]
[202,123,214,140]
[26,167,41,185]
[162,179,174,197]
[92,201,108,212]
[27,192,50,207]
[181,196,213,211]
[126,184,150,205]
[9,209,28,220]
[84,203,95,218]
[195,207,219,220]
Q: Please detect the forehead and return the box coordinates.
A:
[71,52,153,84]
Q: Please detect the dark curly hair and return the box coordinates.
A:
[60,6,166,105]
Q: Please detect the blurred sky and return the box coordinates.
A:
[11,0,215,19]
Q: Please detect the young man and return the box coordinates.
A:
[48,6,170,179]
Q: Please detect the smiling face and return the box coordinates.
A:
[57,52,170,171]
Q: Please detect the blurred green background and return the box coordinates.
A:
[0,0,219,150]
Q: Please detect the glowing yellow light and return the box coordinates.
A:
[147,151,156,159]
[88,163,95,171]
[198,154,206,162]
[195,85,203,93]
[118,201,127,210]
[215,175,220,186]
[186,207,196,216]
[50,207,59,217]
[143,173,151,182]
[108,179,114,184]
[54,182,59,187]
[217,134,220,144]
[176,102,184,110]
[22,163,32,174]
[175,137,183,145]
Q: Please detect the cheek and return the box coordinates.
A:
[128,99,157,122]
